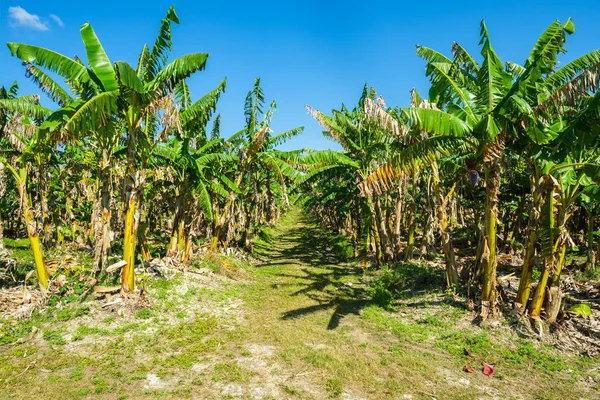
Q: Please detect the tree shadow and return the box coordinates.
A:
[278,261,370,329]
[257,213,372,329]
[282,298,370,330]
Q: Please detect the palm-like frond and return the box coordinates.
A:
[425,62,477,123]
[24,64,72,106]
[180,78,226,131]
[0,99,52,120]
[544,50,600,91]
[302,149,359,170]
[525,19,572,73]
[64,91,119,136]
[7,43,91,87]
[136,44,150,78]
[506,61,526,79]
[362,135,471,196]
[306,105,354,151]
[210,115,221,140]
[175,79,192,109]
[8,81,20,99]
[145,5,179,81]
[416,45,452,66]
[262,153,301,181]
[452,41,480,75]
[147,53,209,92]
[80,23,119,92]
[403,107,471,137]
[267,126,304,148]
[476,20,511,115]
[115,61,144,93]
[194,179,213,220]
[244,78,265,139]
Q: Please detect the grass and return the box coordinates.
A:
[212,362,254,382]
[1,209,598,399]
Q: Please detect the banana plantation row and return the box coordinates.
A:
[0,7,303,294]
[1,7,600,326]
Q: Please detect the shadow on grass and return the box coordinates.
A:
[254,213,371,330]
[258,212,470,330]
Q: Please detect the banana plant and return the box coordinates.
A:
[150,78,227,261]
[0,90,53,290]
[0,82,21,251]
[7,5,214,292]
[114,6,212,292]
[7,21,122,277]
[526,92,600,322]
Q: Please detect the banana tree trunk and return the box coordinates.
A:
[282,180,289,207]
[530,237,567,321]
[373,197,393,262]
[93,161,112,275]
[240,203,253,248]
[167,185,186,257]
[516,229,538,310]
[211,171,245,252]
[420,174,436,259]
[545,242,567,323]
[586,207,596,269]
[530,183,561,320]
[121,170,144,293]
[14,168,49,290]
[266,178,274,223]
[372,222,383,267]
[41,184,51,247]
[211,199,232,252]
[515,173,543,309]
[182,233,193,264]
[138,221,151,262]
[0,213,4,251]
[432,162,458,290]
[392,183,403,260]
[404,173,418,261]
[480,138,504,319]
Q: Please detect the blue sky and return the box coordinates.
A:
[2,1,600,150]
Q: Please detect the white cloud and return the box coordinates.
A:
[8,6,49,31]
[49,14,63,27]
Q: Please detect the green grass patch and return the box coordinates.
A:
[43,329,66,346]
[212,362,254,383]
[56,305,90,321]
[325,377,343,397]
[503,340,569,373]
[73,325,111,341]
[303,349,335,368]
[135,308,153,319]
